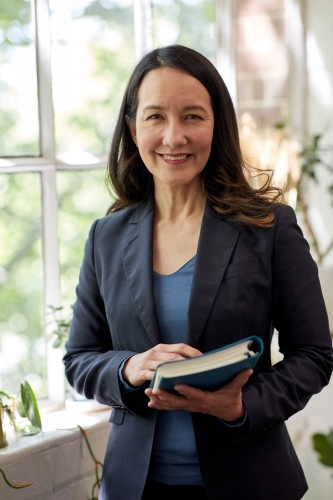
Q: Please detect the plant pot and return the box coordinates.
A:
[0,405,8,448]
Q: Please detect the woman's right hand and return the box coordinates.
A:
[122,343,202,387]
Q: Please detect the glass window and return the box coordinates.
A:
[50,0,135,156]
[0,0,230,403]
[57,168,112,310]
[152,0,216,63]
[0,0,39,156]
[0,173,44,396]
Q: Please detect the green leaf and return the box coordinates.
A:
[16,399,26,418]
[312,431,333,467]
[0,391,11,403]
[20,381,42,432]
[53,337,62,348]
[48,305,64,312]
[274,122,286,130]
[20,425,41,436]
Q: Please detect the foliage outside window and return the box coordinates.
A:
[0,0,39,156]
[0,0,216,401]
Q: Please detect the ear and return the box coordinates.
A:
[125,115,137,146]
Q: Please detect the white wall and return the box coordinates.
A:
[306,0,333,265]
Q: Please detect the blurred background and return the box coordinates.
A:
[0,1,332,497]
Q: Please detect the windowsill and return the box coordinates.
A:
[0,404,111,499]
[1,407,110,457]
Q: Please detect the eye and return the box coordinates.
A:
[146,114,162,120]
[185,114,202,120]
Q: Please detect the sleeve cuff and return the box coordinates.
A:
[118,356,146,394]
[218,408,248,428]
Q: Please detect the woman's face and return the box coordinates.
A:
[128,66,214,191]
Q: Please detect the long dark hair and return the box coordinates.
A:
[106,45,282,226]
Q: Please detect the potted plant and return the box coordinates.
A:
[0,381,42,448]
[0,392,16,448]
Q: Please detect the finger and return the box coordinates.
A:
[173,384,203,399]
[146,388,187,407]
[155,343,202,358]
[147,392,183,410]
[145,388,178,401]
[227,369,253,389]
[147,348,186,364]
[148,399,181,411]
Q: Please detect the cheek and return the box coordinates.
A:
[137,130,158,150]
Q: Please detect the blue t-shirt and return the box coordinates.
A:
[148,256,203,485]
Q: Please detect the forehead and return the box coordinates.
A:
[137,66,212,109]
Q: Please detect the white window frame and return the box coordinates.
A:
[0,0,235,404]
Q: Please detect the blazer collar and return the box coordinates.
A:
[122,198,161,346]
[187,203,239,347]
[122,198,239,348]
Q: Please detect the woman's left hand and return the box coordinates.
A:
[144,368,252,421]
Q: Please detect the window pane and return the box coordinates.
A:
[0,0,39,157]
[50,0,135,156]
[152,0,216,63]
[57,169,112,310]
[0,173,44,396]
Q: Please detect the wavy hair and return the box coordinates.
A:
[106,45,282,226]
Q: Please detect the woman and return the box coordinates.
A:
[63,45,333,500]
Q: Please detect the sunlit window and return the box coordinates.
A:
[152,0,216,63]
[50,0,135,155]
[0,0,39,156]
[0,173,44,395]
[57,169,111,310]
[0,0,238,403]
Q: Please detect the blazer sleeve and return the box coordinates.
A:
[63,220,148,413]
[241,205,333,438]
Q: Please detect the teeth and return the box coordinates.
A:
[162,154,188,160]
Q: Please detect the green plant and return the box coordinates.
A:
[0,468,33,489]
[0,391,19,440]
[48,305,72,348]
[0,380,42,443]
[78,425,103,500]
[297,133,333,263]
[0,384,103,498]
[17,380,43,435]
[312,429,333,476]
[47,307,104,497]
[0,381,42,490]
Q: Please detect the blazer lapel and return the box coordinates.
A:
[121,198,162,346]
[187,203,239,348]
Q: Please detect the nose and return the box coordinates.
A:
[162,120,187,149]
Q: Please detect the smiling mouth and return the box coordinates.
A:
[158,153,191,160]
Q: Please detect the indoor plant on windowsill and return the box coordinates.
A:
[0,382,42,490]
[0,381,42,448]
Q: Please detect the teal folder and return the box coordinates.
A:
[149,336,263,393]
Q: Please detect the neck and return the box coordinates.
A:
[153,182,206,221]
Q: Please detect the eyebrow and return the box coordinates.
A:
[141,104,209,113]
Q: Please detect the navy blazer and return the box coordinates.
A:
[64,198,333,500]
